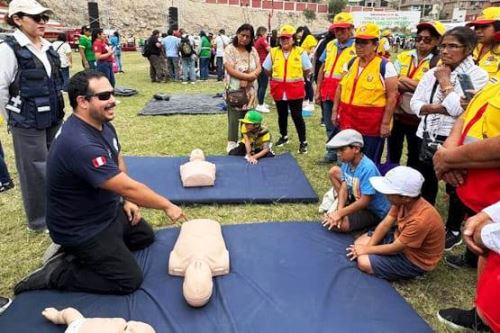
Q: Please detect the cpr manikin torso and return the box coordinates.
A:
[180,149,216,187]
[42,307,155,333]
[168,219,230,307]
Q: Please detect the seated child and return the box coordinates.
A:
[346,166,445,280]
[322,129,391,233]
[228,110,274,164]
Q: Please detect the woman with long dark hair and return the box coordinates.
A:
[223,24,261,152]
[296,26,317,112]
[389,21,444,169]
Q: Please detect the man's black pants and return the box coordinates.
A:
[51,209,155,294]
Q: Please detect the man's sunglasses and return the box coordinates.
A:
[415,36,434,44]
[19,13,50,23]
[86,90,115,101]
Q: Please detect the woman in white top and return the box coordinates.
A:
[411,26,489,205]
[0,0,65,232]
[52,32,72,91]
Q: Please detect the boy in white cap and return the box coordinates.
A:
[346,166,445,280]
[323,129,390,233]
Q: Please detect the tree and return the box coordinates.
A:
[303,9,317,23]
[328,0,347,19]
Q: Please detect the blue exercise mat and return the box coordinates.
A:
[124,153,318,204]
[0,222,432,333]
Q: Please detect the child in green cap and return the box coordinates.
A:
[228,110,274,164]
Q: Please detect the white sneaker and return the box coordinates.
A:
[226,141,237,153]
[256,104,270,113]
[182,81,188,85]
[302,101,309,109]
[191,81,196,84]
[304,103,314,112]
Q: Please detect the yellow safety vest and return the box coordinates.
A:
[473,43,500,79]
[457,81,500,213]
[338,56,387,136]
[323,40,356,79]
[397,51,435,81]
[269,46,305,101]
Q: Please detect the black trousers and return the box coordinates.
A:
[51,208,155,294]
[415,136,447,205]
[228,142,274,157]
[275,99,306,143]
[387,116,420,169]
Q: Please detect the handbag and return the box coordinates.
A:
[226,88,249,108]
[418,81,445,165]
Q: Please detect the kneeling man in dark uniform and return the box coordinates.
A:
[14,70,186,295]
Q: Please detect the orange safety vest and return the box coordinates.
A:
[456,82,500,213]
[269,46,305,101]
[338,56,387,136]
[320,40,356,101]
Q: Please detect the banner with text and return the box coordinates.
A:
[352,11,421,29]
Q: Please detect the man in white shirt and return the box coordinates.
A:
[213,29,230,81]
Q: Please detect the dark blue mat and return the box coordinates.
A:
[0,222,432,333]
[124,153,318,204]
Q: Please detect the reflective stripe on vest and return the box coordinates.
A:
[338,56,386,136]
[320,41,355,101]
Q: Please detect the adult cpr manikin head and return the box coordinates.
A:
[180,149,216,187]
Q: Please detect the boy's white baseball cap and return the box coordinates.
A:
[369,166,424,197]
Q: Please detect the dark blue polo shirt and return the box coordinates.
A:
[46,114,122,246]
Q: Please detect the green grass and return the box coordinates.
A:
[0,52,476,332]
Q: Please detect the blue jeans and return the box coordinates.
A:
[0,139,11,184]
[61,67,70,92]
[257,71,269,105]
[216,56,224,80]
[199,57,209,80]
[362,135,384,164]
[115,52,123,71]
[182,57,196,82]
[96,61,115,87]
[322,100,338,160]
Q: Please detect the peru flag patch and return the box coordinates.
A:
[92,156,107,168]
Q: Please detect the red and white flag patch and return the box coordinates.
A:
[92,156,107,168]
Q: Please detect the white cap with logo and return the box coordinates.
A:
[8,0,53,17]
[369,166,424,197]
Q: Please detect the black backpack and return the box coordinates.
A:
[142,39,152,58]
[179,37,193,57]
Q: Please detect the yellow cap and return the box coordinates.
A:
[417,21,446,36]
[467,7,500,26]
[331,12,354,28]
[354,23,380,40]
[381,29,392,37]
[279,25,296,37]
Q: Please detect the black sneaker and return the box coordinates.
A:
[275,136,289,147]
[445,230,462,251]
[0,181,14,193]
[298,142,308,154]
[445,253,477,269]
[437,308,492,332]
[14,253,65,295]
[0,296,12,315]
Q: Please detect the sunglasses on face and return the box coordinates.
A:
[86,90,115,101]
[415,36,434,44]
[20,13,50,23]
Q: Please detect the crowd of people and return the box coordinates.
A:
[0,0,499,331]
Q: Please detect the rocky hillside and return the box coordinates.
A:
[41,0,330,38]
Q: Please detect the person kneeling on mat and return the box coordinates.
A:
[228,110,274,165]
[13,70,186,296]
[346,166,445,280]
[322,129,390,233]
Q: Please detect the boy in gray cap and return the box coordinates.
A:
[346,166,445,280]
[322,129,390,233]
